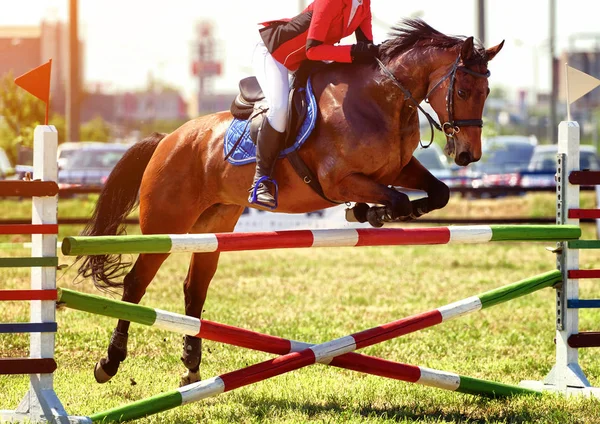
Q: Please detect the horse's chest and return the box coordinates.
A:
[348,140,403,181]
[374,136,418,181]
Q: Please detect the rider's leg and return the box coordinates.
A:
[249,42,288,208]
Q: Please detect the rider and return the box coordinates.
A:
[249,0,379,208]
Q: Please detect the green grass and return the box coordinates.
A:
[1,196,600,423]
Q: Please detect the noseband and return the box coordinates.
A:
[376,53,490,148]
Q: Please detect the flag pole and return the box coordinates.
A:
[45,59,52,125]
[565,62,571,121]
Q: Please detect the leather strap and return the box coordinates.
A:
[286,150,342,205]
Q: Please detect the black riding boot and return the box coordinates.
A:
[248,118,285,209]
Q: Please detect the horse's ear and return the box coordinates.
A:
[485,40,505,62]
[460,36,475,62]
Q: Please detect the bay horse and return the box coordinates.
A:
[76,19,503,385]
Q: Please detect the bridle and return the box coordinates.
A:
[376,53,490,148]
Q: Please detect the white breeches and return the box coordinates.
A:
[252,41,291,133]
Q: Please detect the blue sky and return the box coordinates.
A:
[3,0,600,104]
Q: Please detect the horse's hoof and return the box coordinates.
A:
[94,359,114,384]
[366,208,384,228]
[351,203,370,223]
[180,370,201,387]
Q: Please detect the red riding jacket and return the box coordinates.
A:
[259,0,373,71]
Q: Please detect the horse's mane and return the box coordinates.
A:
[379,19,487,66]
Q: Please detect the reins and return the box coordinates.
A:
[376,58,442,148]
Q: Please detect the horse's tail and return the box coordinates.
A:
[75,132,166,292]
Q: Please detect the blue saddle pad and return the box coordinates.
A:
[223,78,317,166]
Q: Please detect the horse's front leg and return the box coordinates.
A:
[328,173,414,227]
[391,155,450,220]
[344,157,450,226]
[179,251,217,386]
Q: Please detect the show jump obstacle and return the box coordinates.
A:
[2,121,600,423]
[0,126,87,423]
[521,121,600,395]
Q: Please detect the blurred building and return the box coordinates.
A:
[559,51,600,107]
[558,33,600,114]
[78,89,188,128]
[115,90,188,122]
[0,21,83,114]
[0,26,42,77]
[1,22,188,126]
[80,92,116,123]
[191,21,234,115]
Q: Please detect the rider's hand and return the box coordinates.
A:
[350,42,379,64]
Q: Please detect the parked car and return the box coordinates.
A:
[58,144,131,190]
[57,141,104,169]
[469,135,537,196]
[521,144,600,188]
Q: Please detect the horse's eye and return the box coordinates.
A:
[458,89,467,99]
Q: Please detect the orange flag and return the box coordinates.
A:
[15,59,52,124]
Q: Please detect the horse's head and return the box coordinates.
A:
[426,37,504,166]
[377,19,504,167]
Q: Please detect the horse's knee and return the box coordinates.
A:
[428,182,450,210]
[181,335,202,372]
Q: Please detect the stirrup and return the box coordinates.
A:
[249,176,279,210]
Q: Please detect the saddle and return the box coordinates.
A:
[230,76,307,150]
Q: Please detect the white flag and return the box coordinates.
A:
[566,65,600,104]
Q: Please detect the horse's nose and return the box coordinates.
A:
[456,151,472,166]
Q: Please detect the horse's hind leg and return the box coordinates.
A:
[95,202,206,383]
[94,252,171,383]
[180,204,245,386]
